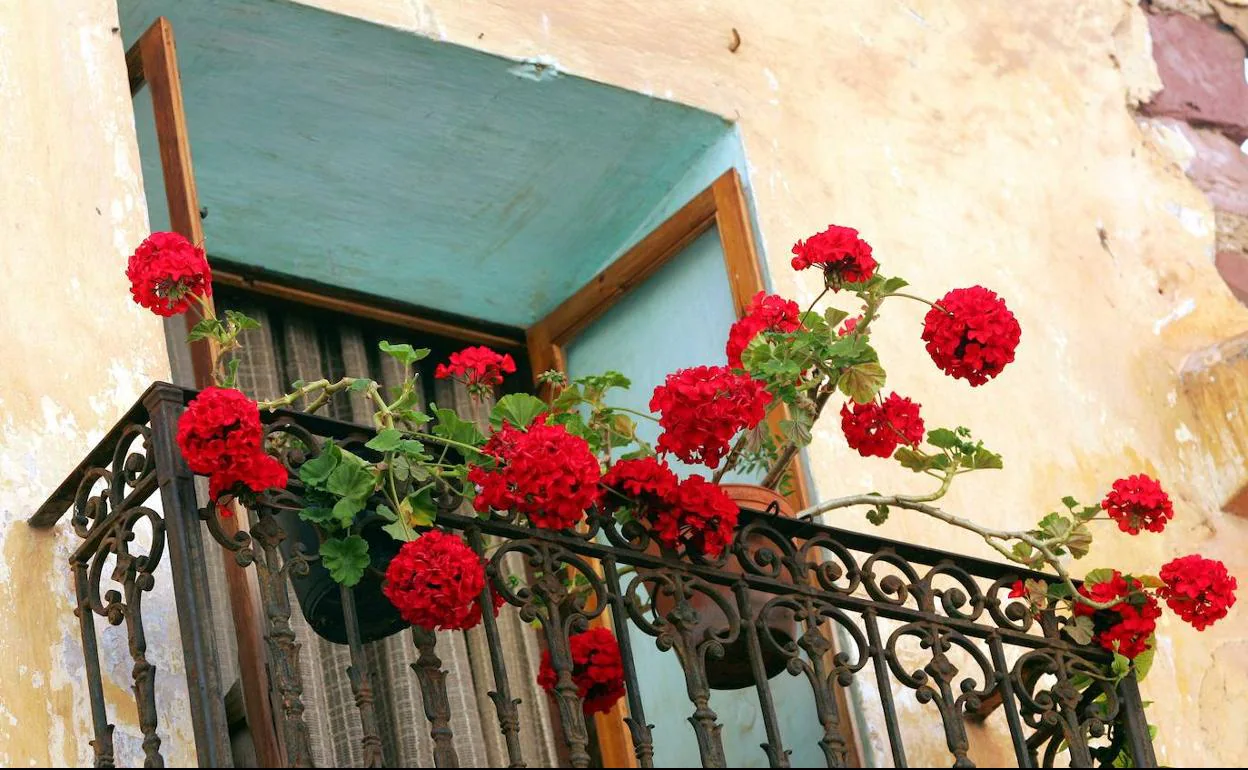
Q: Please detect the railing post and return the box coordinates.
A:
[143,385,234,767]
[1117,673,1159,768]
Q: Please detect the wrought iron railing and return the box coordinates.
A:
[30,382,1158,768]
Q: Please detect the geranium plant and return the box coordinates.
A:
[125,224,1236,721]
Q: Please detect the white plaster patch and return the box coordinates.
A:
[900,2,930,27]
[507,55,562,82]
[1163,201,1211,237]
[1153,297,1197,334]
[1167,389,1178,407]
[541,13,550,35]
[763,67,780,92]
[1175,422,1197,443]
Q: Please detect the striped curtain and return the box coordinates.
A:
[192,291,558,767]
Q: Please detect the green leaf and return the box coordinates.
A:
[378,340,431,367]
[403,487,438,527]
[224,309,261,331]
[297,507,337,526]
[396,409,431,427]
[895,447,936,473]
[432,407,486,449]
[1133,637,1156,680]
[490,393,548,430]
[299,444,342,487]
[1066,524,1093,560]
[1084,568,1117,587]
[376,503,398,522]
[390,454,411,482]
[823,307,850,329]
[1111,652,1131,680]
[1047,582,1073,599]
[1061,495,1080,510]
[881,276,909,294]
[837,362,887,404]
[397,439,433,461]
[968,446,1003,470]
[926,428,961,450]
[778,418,813,447]
[866,505,889,525]
[366,428,404,452]
[332,496,366,527]
[187,317,225,342]
[1011,541,1034,562]
[382,520,418,542]
[326,460,376,501]
[1135,574,1164,589]
[349,377,375,393]
[1067,615,1095,646]
[320,535,370,587]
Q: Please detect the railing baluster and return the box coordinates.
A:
[142,387,233,768]
[603,558,654,768]
[250,511,314,767]
[987,634,1033,768]
[74,563,116,769]
[864,608,908,768]
[1117,673,1158,768]
[410,627,460,768]
[122,561,165,767]
[733,583,789,768]
[468,529,527,768]
[340,584,384,767]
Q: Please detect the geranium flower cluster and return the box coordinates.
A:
[382,530,501,631]
[126,232,212,316]
[1101,474,1174,535]
[537,627,626,715]
[1158,555,1238,631]
[790,225,877,287]
[176,386,287,507]
[840,393,925,459]
[601,457,739,558]
[1073,571,1162,659]
[921,286,1021,386]
[650,365,771,469]
[435,345,517,398]
[726,291,801,370]
[469,418,602,530]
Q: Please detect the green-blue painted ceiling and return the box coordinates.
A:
[120,0,744,328]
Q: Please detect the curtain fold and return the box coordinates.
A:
[215,292,557,768]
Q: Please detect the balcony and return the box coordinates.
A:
[29,382,1157,768]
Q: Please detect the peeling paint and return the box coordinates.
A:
[1154,297,1198,333]
[507,54,563,82]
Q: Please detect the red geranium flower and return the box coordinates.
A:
[382,530,501,631]
[537,627,626,715]
[726,291,802,370]
[790,225,877,288]
[1158,555,1238,631]
[838,315,863,337]
[126,232,212,316]
[1072,571,1161,659]
[840,393,925,459]
[655,475,740,558]
[207,450,287,506]
[177,387,265,475]
[650,365,772,469]
[435,346,517,398]
[469,418,601,530]
[601,456,679,519]
[1009,580,1027,599]
[921,286,1021,386]
[1101,475,1174,535]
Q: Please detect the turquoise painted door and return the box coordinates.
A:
[564,227,826,767]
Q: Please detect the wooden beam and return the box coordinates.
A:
[539,187,718,348]
[130,18,286,769]
[213,269,526,351]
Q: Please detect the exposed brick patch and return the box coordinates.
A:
[1140,11,1248,141]
[1175,122,1248,215]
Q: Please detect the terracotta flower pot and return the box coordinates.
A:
[649,484,799,691]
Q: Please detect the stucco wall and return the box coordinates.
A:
[0,1,193,766]
[294,1,1248,766]
[5,0,1247,766]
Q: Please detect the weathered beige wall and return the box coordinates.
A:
[0,1,193,766]
[291,0,1248,766]
[5,0,1247,766]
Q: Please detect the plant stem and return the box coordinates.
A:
[796,489,1121,611]
[759,385,835,488]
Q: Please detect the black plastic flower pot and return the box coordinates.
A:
[274,507,409,645]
